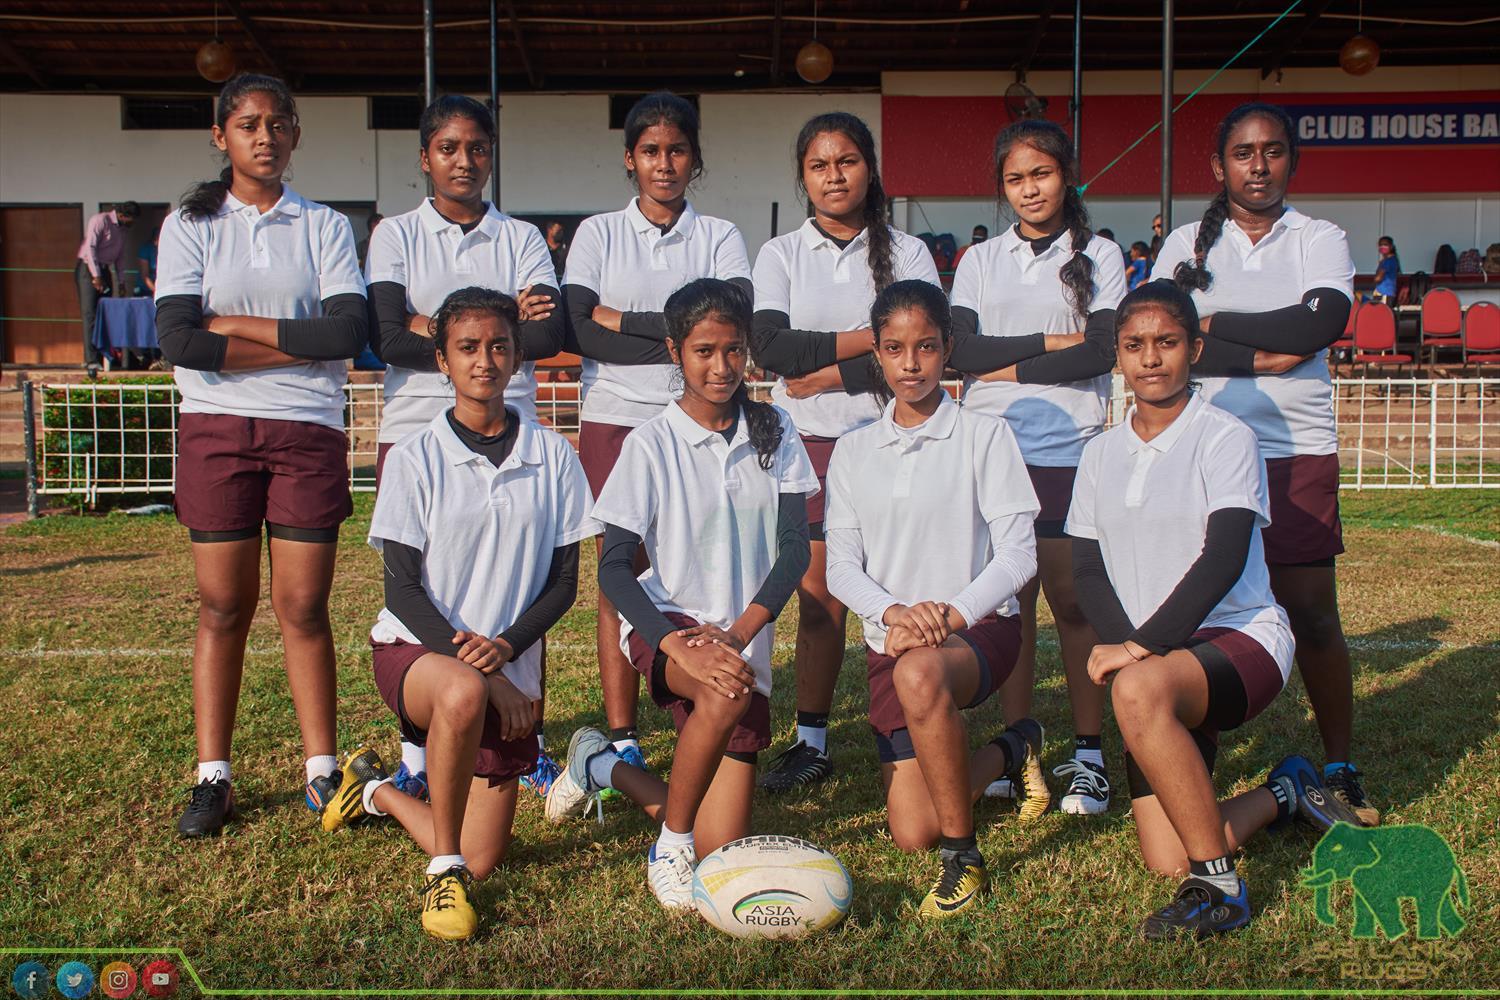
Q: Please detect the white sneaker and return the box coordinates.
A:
[983,778,1016,799]
[544,726,613,824]
[647,842,697,910]
[1054,758,1111,815]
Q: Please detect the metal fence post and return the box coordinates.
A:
[1429,381,1438,488]
[22,379,39,519]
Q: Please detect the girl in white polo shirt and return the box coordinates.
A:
[1066,279,1360,941]
[547,278,815,911]
[948,119,1127,820]
[825,280,1044,920]
[323,287,595,941]
[154,74,368,839]
[563,92,752,782]
[366,94,566,803]
[1151,102,1374,826]
[749,111,941,794]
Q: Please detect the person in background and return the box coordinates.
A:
[1127,241,1152,290]
[1370,236,1400,303]
[952,224,988,269]
[545,220,569,276]
[135,233,158,297]
[76,199,140,375]
[1097,228,1127,270]
[1149,213,1164,261]
[357,213,384,268]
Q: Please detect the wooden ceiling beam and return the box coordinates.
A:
[505,0,543,89]
[222,0,300,87]
[0,36,53,88]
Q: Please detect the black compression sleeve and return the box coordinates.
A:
[564,284,672,365]
[750,309,840,377]
[154,294,227,372]
[620,277,753,341]
[277,293,369,360]
[748,492,812,616]
[1015,308,1118,384]
[598,524,679,652]
[948,306,1049,373]
[838,355,882,395]
[380,540,460,655]
[1206,288,1352,354]
[1191,336,1258,377]
[498,542,580,658]
[367,281,438,371]
[1127,508,1258,655]
[1070,536,1135,645]
[518,283,565,363]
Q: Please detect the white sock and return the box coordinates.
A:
[611,737,640,755]
[655,824,695,859]
[1075,748,1104,769]
[401,741,426,774]
[587,748,622,790]
[797,724,828,755]
[535,730,546,753]
[198,760,231,784]
[427,853,466,876]
[305,755,338,783]
[363,776,394,816]
[1203,870,1242,894]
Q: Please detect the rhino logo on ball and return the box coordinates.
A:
[1302,822,1469,940]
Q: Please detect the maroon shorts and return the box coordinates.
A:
[624,612,771,754]
[865,614,1022,762]
[1262,453,1344,565]
[579,420,636,498]
[370,639,539,787]
[1026,464,1077,538]
[799,434,839,528]
[1122,626,1286,799]
[375,441,395,489]
[175,413,351,534]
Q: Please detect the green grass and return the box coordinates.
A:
[1,491,1497,996]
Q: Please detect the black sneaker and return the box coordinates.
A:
[1141,876,1250,941]
[1269,755,1363,832]
[1054,758,1110,815]
[1324,764,1380,827]
[177,777,234,838]
[759,740,833,794]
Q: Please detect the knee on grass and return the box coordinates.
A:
[889,819,940,853]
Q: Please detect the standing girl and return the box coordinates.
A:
[564,92,752,781]
[948,119,1128,818]
[825,280,1044,918]
[365,94,566,801]
[1067,280,1360,940]
[748,111,940,793]
[154,74,368,837]
[323,288,595,940]
[1151,102,1374,825]
[547,279,815,910]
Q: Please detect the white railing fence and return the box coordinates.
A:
[26,377,1500,500]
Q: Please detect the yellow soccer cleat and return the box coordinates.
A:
[1016,745,1053,822]
[421,865,479,941]
[321,747,389,833]
[919,853,989,919]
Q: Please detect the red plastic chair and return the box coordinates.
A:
[1352,302,1412,372]
[1420,287,1463,362]
[1463,302,1500,370]
[1329,301,1357,368]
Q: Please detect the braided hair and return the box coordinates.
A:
[794,112,896,294]
[181,74,298,220]
[431,286,522,358]
[993,119,1096,323]
[664,279,783,470]
[865,279,954,406]
[1174,102,1300,293]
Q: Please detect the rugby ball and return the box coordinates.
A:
[692,835,852,939]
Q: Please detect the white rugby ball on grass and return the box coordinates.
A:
[692,835,852,939]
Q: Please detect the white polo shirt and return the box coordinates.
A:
[589,401,818,695]
[367,411,597,702]
[365,200,557,442]
[823,392,1040,653]
[950,227,1128,466]
[565,199,751,427]
[155,187,366,429]
[1150,208,1355,458]
[1065,392,1293,678]
[755,220,942,439]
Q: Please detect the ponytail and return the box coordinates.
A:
[181,165,235,221]
[179,73,298,221]
[1056,184,1097,322]
[734,385,787,472]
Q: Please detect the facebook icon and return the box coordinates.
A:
[11,961,49,999]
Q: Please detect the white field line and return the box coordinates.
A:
[1410,524,1500,550]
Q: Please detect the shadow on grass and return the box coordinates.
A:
[0,551,148,576]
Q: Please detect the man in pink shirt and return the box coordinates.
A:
[75,201,139,374]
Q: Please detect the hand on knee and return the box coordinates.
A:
[893,650,952,724]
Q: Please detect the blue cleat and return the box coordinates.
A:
[392,761,429,802]
[520,749,562,799]
[1269,755,1362,832]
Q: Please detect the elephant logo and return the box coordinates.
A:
[1302,822,1469,941]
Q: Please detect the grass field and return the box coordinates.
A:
[1,491,1497,996]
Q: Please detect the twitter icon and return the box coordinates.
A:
[56,961,94,999]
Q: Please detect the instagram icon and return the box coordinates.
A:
[102,961,138,998]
